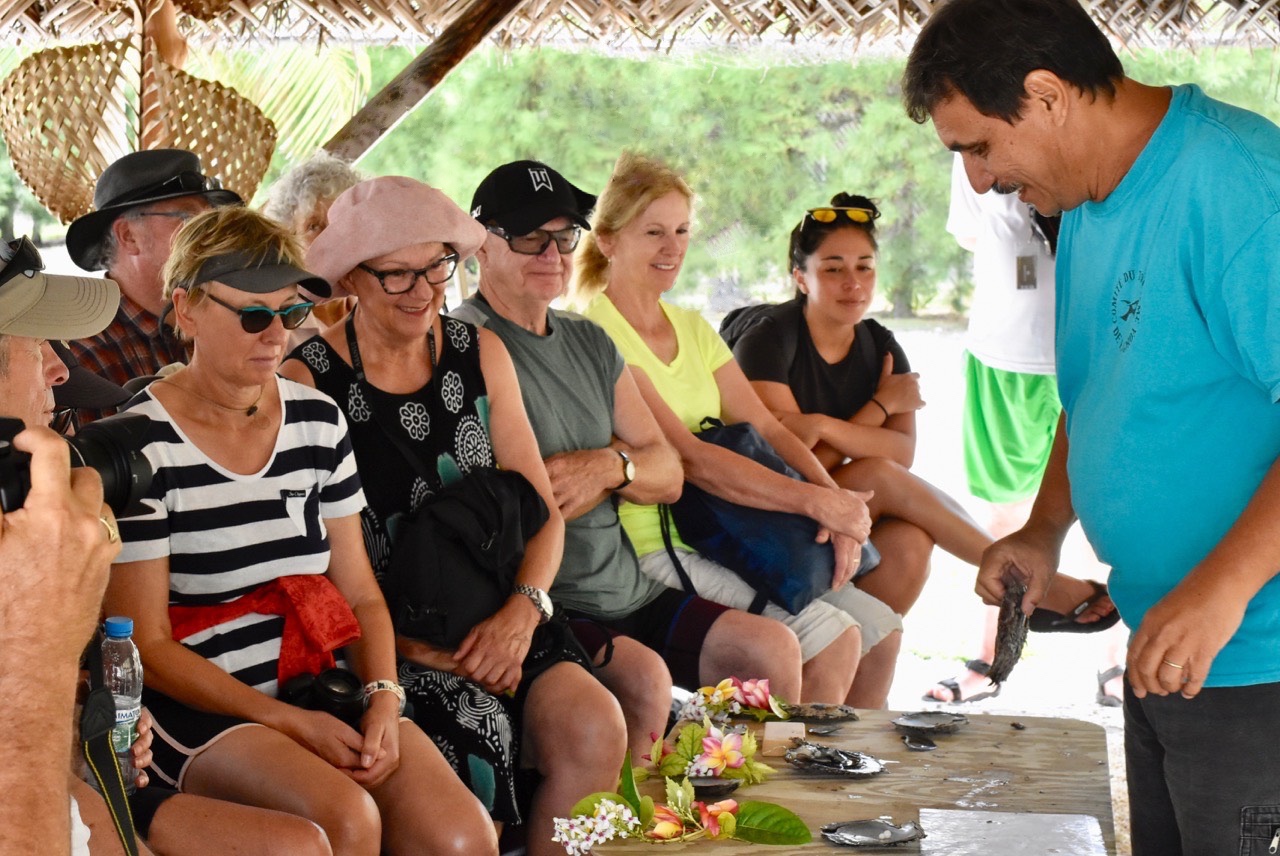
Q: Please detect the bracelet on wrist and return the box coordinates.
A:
[363,680,407,715]
[870,398,889,419]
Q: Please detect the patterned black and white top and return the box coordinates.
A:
[115,376,367,696]
[289,316,492,578]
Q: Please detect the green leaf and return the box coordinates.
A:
[673,720,706,763]
[639,795,655,826]
[715,812,737,839]
[731,801,812,845]
[569,792,623,818]
[618,751,642,815]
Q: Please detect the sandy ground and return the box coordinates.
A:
[882,325,1131,855]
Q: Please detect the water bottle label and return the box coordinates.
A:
[110,704,141,754]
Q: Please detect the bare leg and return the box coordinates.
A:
[853,518,935,616]
[147,793,333,856]
[799,626,859,703]
[834,457,991,566]
[846,630,901,709]
[701,612,803,702]
[590,636,673,761]
[367,720,499,856]
[523,663,627,856]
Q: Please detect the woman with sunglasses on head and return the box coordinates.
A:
[572,153,911,708]
[732,194,1117,638]
[279,177,626,856]
[103,205,498,856]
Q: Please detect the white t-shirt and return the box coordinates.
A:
[70,795,91,856]
[947,154,1057,374]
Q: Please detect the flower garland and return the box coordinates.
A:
[645,717,773,784]
[553,759,810,853]
[677,677,791,723]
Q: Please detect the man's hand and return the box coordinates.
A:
[0,426,118,662]
[828,531,863,590]
[543,449,615,521]
[975,525,1063,615]
[1126,572,1248,700]
[807,487,874,542]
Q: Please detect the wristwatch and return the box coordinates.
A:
[614,449,636,490]
[514,584,553,624]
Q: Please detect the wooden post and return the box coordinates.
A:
[324,0,524,161]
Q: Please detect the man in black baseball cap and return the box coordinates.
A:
[65,149,242,399]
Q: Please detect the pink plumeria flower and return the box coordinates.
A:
[697,726,745,775]
[732,677,772,710]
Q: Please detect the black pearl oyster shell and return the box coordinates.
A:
[988,579,1030,683]
[890,710,969,734]
[783,738,885,777]
[777,701,861,722]
[821,818,926,847]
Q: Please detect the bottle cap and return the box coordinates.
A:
[104,616,134,638]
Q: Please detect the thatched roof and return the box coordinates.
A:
[4,0,1279,51]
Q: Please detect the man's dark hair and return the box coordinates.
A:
[902,0,1124,124]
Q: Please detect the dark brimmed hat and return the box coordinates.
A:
[0,237,119,340]
[470,160,596,236]
[181,248,331,298]
[66,149,243,271]
[49,341,129,411]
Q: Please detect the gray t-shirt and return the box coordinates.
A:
[452,297,667,618]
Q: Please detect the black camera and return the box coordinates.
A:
[279,668,366,727]
[0,412,153,515]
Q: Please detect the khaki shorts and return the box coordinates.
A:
[638,549,902,660]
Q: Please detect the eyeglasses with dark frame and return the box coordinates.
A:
[357,254,459,294]
[134,210,198,224]
[485,225,582,256]
[203,291,315,333]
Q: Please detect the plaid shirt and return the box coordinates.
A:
[69,286,187,420]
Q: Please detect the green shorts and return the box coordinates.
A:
[962,352,1061,504]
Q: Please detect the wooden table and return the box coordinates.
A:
[598,710,1115,853]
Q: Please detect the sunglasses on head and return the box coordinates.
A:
[485,224,582,256]
[119,171,223,206]
[203,291,315,333]
[805,207,880,225]
[0,236,44,288]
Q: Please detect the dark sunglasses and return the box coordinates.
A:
[203,291,315,333]
[485,225,582,256]
[119,171,223,206]
[0,236,44,288]
[358,254,459,295]
[50,407,77,436]
[805,207,880,225]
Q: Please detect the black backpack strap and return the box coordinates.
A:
[658,504,697,597]
[81,633,139,856]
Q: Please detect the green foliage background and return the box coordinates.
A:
[3,43,1280,314]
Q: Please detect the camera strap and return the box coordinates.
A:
[80,633,140,856]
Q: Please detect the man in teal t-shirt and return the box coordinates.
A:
[905,1,1280,853]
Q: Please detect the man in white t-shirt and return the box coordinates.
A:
[924,155,1123,705]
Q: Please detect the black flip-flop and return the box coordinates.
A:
[922,659,1001,704]
[1029,580,1122,634]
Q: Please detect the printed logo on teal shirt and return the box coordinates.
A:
[1110,269,1145,352]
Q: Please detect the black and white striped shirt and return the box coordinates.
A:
[115,377,366,694]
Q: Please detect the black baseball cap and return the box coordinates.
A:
[470,160,596,235]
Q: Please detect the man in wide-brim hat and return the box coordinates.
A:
[66,149,241,403]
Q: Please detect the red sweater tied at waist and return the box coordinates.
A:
[169,574,362,686]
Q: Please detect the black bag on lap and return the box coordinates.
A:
[381,467,549,648]
[663,419,879,616]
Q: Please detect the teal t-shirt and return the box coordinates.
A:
[1057,84,1280,687]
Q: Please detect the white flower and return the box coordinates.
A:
[301,342,330,373]
[399,401,430,440]
[441,371,464,414]
[446,318,470,352]
[410,477,432,511]
[454,416,493,472]
[347,383,371,423]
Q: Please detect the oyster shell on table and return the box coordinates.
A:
[783,738,885,778]
[778,701,861,723]
[988,580,1030,684]
[821,818,926,847]
[891,711,969,734]
[686,777,740,800]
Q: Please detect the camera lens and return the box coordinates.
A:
[67,413,153,516]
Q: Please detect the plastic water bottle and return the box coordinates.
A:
[102,616,143,794]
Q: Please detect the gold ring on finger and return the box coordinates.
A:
[99,515,120,544]
[1161,658,1183,670]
